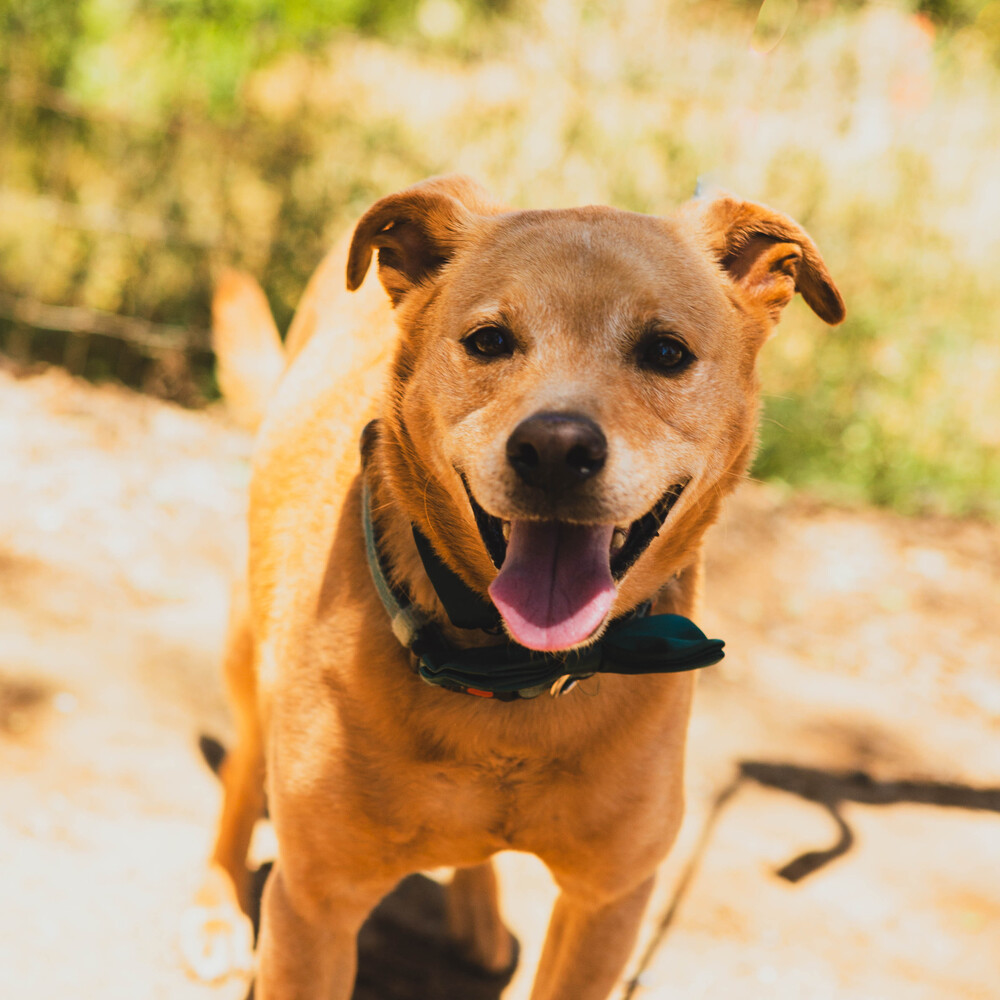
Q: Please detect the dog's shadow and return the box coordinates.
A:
[199,737,518,1000]
[244,865,516,1000]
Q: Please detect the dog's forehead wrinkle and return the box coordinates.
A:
[463,208,661,272]
[446,229,731,346]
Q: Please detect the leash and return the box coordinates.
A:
[360,425,725,701]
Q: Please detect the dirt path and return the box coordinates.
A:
[1,363,997,999]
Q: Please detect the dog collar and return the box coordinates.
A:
[360,475,726,701]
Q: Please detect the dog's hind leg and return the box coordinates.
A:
[211,583,266,910]
[446,860,516,973]
[181,582,263,982]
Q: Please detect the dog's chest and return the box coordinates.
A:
[382,739,642,863]
[349,736,578,855]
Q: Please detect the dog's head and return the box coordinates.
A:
[348,176,843,652]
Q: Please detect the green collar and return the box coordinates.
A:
[361,477,725,701]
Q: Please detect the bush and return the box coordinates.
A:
[1,0,998,516]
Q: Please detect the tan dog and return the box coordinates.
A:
[184,175,843,998]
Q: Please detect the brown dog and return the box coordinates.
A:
[183,175,843,998]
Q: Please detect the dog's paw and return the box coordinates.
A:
[180,870,255,983]
[180,900,254,982]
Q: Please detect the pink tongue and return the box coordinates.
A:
[488,521,616,652]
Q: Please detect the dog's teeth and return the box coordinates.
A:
[501,521,511,542]
[610,527,627,553]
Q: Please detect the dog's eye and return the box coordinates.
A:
[464,325,515,359]
[640,334,694,374]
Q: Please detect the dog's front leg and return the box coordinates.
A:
[529,876,655,1000]
[254,861,384,1000]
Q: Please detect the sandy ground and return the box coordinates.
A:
[1,362,998,1000]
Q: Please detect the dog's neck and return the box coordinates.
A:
[365,462,503,650]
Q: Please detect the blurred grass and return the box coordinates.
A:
[1,0,998,516]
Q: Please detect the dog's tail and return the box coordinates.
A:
[212,269,285,432]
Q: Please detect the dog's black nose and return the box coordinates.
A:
[506,412,607,493]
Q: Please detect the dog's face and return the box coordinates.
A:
[348,176,843,651]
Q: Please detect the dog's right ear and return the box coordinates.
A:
[346,175,501,306]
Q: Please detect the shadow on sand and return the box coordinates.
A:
[623,760,1000,997]
[243,865,517,1000]
[740,761,1000,882]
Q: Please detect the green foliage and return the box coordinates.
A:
[912,0,990,27]
[2,0,500,116]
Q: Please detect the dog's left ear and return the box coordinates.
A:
[689,195,845,326]
[346,175,502,306]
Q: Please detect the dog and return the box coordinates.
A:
[182,174,843,998]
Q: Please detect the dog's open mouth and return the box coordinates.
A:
[462,479,687,652]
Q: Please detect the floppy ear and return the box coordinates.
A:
[346,175,502,306]
[691,195,845,326]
